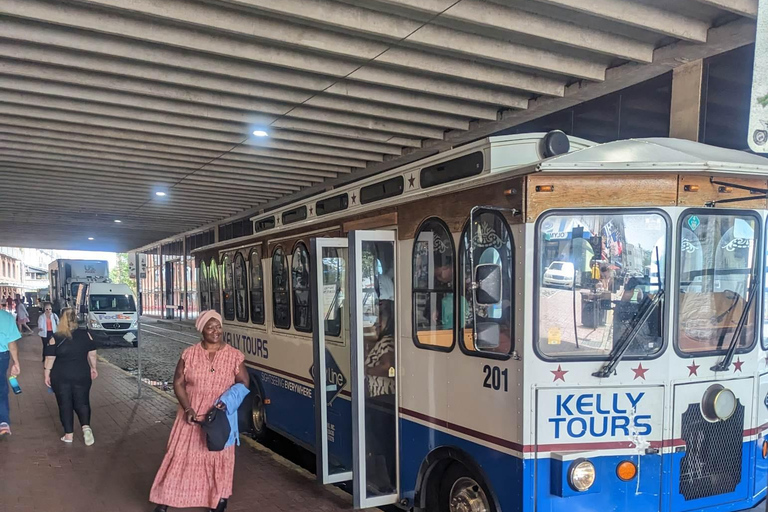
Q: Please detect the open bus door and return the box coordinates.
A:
[311,231,400,509]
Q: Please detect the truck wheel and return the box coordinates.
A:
[437,463,493,512]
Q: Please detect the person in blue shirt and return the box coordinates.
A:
[0,309,22,436]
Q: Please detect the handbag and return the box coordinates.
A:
[194,403,231,452]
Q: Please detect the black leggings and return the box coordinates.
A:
[52,379,92,434]
[41,331,54,362]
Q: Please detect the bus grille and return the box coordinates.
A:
[679,401,744,500]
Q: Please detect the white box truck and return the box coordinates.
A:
[75,282,138,346]
[48,259,109,312]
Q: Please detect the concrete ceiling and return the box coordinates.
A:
[0,0,758,252]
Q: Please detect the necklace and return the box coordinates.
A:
[202,342,223,373]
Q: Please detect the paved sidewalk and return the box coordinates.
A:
[1,332,361,512]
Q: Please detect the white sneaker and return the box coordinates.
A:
[82,427,95,446]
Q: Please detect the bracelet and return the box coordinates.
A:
[184,407,193,413]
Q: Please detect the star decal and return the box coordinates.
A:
[687,360,700,377]
[351,193,357,204]
[408,174,416,188]
[551,365,568,382]
[733,358,744,373]
[632,363,649,381]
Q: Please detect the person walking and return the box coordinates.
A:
[43,308,99,445]
[15,298,33,334]
[37,302,59,363]
[0,309,21,436]
[149,310,249,512]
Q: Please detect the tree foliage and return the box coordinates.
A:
[110,253,136,293]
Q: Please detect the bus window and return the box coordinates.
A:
[292,243,312,333]
[234,253,248,323]
[209,257,221,313]
[222,254,235,321]
[413,218,454,350]
[272,247,291,329]
[678,212,759,354]
[459,210,513,356]
[199,261,209,311]
[322,248,345,338]
[249,248,264,325]
[536,211,667,359]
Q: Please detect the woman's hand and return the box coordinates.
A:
[90,368,98,380]
[185,408,197,424]
[44,371,51,388]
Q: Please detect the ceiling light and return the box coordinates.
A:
[114,219,122,223]
[88,237,94,241]
[252,130,269,137]
[155,191,167,197]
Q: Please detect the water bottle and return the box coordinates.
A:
[8,375,21,395]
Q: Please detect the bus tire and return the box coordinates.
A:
[434,462,495,512]
[249,385,267,440]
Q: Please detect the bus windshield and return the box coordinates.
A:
[90,294,136,312]
[536,212,667,359]
[677,212,758,354]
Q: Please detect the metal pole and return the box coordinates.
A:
[135,252,142,399]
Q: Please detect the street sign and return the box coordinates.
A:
[128,253,147,280]
[749,0,768,152]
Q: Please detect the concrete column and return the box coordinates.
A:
[669,59,704,141]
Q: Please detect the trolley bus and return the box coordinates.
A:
[194,132,768,512]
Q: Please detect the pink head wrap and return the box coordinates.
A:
[195,310,222,333]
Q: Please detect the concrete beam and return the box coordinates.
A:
[691,0,757,18]
[669,60,704,141]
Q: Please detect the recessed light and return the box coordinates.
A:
[88,237,94,241]
[114,219,122,223]
[252,130,269,137]
[155,191,166,197]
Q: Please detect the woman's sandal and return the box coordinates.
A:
[60,435,73,443]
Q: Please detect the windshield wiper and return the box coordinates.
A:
[592,289,664,378]
[711,279,758,372]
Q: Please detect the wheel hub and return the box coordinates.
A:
[251,394,265,431]
[449,477,490,512]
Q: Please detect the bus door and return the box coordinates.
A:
[349,230,399,509]
[311,237,353,485]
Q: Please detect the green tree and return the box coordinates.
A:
[110,253,136,294]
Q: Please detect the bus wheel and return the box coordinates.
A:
[250,387,267,439]
[439,463,492,512]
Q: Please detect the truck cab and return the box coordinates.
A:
[76,282,138,346]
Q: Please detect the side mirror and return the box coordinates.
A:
[474,264,502,305]
[79,304,86,314]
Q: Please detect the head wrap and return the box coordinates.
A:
[195,310,222,333]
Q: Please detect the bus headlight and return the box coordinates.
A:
[568,459,596,491]
[702,384,737,422]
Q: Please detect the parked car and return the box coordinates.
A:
[543,261,575,289]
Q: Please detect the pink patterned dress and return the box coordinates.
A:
[150,343,245,509]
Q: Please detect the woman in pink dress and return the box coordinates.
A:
[150,310,249,512]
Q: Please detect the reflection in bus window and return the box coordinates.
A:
[209,258,221,313]
[292,243,312,333]
[272,247,291,329]
[322,248,345,338]
[413,218,454,350]
[222,254,235,321]
[249,249,264,325]
[199,261,210,311]
[678,213,758,354]
[459,211,513,356]
[234,253,248,323]
[537,212,667,359]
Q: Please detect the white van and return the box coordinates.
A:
[76,283,138,346]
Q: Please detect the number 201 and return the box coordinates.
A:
[482,365,508,392]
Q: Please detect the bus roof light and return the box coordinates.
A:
[535,185,554,192]
[684,184,699,192]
